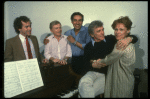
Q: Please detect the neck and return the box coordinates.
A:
[93,37,102,42]
[74,28,80,35]
[54,35,61,41]
[20,33,27,37]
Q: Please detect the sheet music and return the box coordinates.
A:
[17,59,44,92]
[4,62,23,98]
[4,58,44,98]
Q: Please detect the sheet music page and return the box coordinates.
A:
[16,58,44,92]
[4,58,44,98]
[4,62,23,98]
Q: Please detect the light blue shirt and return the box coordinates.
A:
[91,38,106,47]
[64,26,92,57]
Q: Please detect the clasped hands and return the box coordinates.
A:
[52,58,68,65]
[91,59,106,69]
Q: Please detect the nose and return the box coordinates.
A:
[115,30,120,35]
[76,21,79,24]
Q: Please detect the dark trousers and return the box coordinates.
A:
[71,56,84,76]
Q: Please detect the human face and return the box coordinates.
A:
[71,15,83,31]
[114,23,130,41]
[19,21,32,37]
[50,24,62,37]
[91,26,105,42]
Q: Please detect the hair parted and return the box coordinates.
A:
[49,20,61,29]
[13,16,31,34]
[88,20,103,35]
[111,16,133,30]
[71,12,84,22]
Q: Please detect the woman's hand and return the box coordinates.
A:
[116,37,132,51]
[92,59,106,69]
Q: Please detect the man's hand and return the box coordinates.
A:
[43,36,49,45]
[42,59,49,63]
[42,59,49,66]
[92,59,107,69]
[58,59,67,65]
[67,35,76,43]
[116,37,132,51]
[52,58,60,63]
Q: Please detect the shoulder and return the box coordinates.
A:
[105,34,116,43]
[47,35,54,40]
[105,34,115,39]
[6,35,19,43]
[124,43,135,53]
[64,29,72,36]
[85,41,92,49]
[30,35,37,39]
[30,35,38,41]
[81,26,88,33]
[63,35,68,39]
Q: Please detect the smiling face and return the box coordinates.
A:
[90,26,105,42]
[114,23,130,40]
[71,15,83,31]
[50,23,62,37]
[19,21,32,37]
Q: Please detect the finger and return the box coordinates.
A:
[122,45,127,51]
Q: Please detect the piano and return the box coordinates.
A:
[10,61,79,98]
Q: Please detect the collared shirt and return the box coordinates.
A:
[91,38,106,47]
[64,26,92,57]
[19,34,36,59]
[44,34,72,60]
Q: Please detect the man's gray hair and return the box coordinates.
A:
[49,20,61,29]
[88,20,103,35]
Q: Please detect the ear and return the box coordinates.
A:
[18,28,21,32]
[90,34,94,38]
[50,29,52,33]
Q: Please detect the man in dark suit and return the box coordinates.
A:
[4,16,47,63]
[78,20,138,98]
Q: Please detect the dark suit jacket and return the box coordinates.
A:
[4,35,44,63]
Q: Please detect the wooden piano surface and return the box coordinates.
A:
[12,62,76,98]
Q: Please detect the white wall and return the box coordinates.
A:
[4,1,148,69]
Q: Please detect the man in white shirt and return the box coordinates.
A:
[44,20,72,65]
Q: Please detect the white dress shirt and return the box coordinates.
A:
[44,34,72,60]
[19,34,36,59]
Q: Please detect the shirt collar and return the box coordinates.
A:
[91,38,106,46]
[52,34,64,39]
[73,26,85,32]
[19,34,26,43]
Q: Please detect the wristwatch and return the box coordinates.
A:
[73,40,77,45]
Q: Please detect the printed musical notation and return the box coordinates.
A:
[4,58,44,98]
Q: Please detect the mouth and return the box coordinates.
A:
[75,25,80,27]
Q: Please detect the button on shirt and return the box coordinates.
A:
[19,34,36,59]
[44,35,72,60]
[64,26,91,57]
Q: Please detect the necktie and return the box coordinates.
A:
[25,36,33,59]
